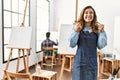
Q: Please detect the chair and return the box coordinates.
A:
[5,70,32,80]
[41,47,56,69]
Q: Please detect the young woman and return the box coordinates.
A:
[69,6,107,80]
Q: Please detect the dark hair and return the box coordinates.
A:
[46,32,50,38]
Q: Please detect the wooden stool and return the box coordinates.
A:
[58,54,64,65]
[41,47,56,69]
[32,70,57,80]
[60,54,75,80]
[64,56,74,72]
[97,52,102,79]
[101,57,120,78]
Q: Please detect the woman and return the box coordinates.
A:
[69,6,107,80]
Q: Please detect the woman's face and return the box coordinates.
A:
[83,8,94,23]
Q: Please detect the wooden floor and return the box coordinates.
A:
[29,62,72,80]
[28,60,109,80]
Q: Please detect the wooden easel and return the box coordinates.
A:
[2,0,29,80]
[3,48,31,80]
[59,0,78,80]
[21,0,29,27]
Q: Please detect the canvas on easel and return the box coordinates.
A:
[3,27,32,80]
[2,0,31,79]
[8,27,32,49]
[58,24,77,55]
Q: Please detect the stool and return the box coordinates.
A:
[101,58,120,78]
[64,56,74,72]
[41,47,56,69]
[60,55,75,80]
[32,70,57,80]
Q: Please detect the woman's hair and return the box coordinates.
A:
[77,5,99,34]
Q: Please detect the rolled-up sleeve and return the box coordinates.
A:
[97,31,107,49]
[69,26,79,48]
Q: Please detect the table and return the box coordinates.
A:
[32,70,57,80]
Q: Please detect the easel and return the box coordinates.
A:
[59,0,78,80]
[2,0,29,80]
[3,48,31,80]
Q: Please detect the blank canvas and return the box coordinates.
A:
[8,27,32,49]
[58,24,76,54]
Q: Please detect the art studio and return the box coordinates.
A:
[0,0,120,80]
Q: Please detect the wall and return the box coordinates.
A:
[49,0,55,31]
[113,16,120,59]
[53,0,120,54]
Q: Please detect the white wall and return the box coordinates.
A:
[49,0,55,31]
[113,16,120,59]
[53,0,120,54]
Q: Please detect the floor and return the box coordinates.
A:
[28,60,109,80]
[29,62,72,80]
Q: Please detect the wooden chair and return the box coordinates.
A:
[5,70,32,80]
[41,47,56,69]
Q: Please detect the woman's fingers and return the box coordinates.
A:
[75,22,82,32]
[98,23,104,32]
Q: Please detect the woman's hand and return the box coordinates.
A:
[74,22,82,32]
[98,23,104,32]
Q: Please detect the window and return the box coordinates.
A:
[2,0,30,63]
[36,0,50,52]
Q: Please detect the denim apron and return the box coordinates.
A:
[72,31,98,80]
